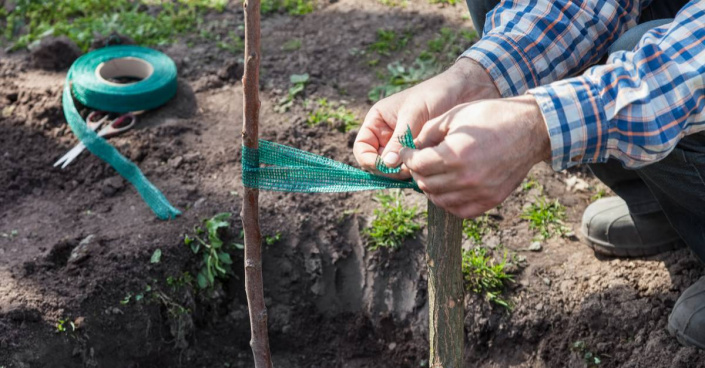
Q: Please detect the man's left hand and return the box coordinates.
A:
[399,95,551,218]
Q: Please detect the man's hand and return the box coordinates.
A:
[353,58,499,178]
[400,95,551,218]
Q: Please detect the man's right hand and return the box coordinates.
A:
[353,58,500,178]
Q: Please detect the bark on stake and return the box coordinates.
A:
[427,201,464,367]
[241,1,273,367]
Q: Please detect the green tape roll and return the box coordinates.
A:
[70,45,177,113]
[63,45,180,220]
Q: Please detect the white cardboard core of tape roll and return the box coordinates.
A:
[95,57,154,86]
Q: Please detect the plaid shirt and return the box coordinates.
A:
[462,0,705,171]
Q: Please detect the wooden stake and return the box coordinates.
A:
[427,201,464,367]
[241,1,273,367]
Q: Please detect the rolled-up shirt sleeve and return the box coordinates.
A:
[529,1,705,171]
[461,0,645,97]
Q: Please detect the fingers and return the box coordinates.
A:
[399,143,451,177]
[428,192,490,219]
[353,108,395,171]
[379,97,429,168]
[411,171,462,194]
[414,113,452,149]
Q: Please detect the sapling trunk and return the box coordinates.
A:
[241,1,273,367]
[427,200,464,367]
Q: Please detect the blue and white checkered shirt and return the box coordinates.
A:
[462,0,705,171]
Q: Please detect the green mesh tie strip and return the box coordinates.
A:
[242,128,419,192]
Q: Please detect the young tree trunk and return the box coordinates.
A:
[427,200,464,367]
[241,1,273,367]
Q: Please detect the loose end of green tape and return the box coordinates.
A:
[374,126,416,174]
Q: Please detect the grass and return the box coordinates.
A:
[462,247,514,309]
[306,98,360,132]
[462,214,496,245]
[261,0,316,15]
[184,212,239,289]
[521,196,568,239]
[368,29,413,56]
[591,187,607,202]
[521,176,541,192]
[364,190,422,251]
[368,28,478,102]
[2,0,228,51]
[429,0,458,4]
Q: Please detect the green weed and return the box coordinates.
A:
[368,28,477,102]
[521,176,541,192]
[2,0,227,51]
[282,38,302,51]
[184,212,238,289]
[261,0,316,15]
[264,232,282,246]
[378,0,408,6]
[306,98,360,132]
[463,215,496,245]
[368,29,412,56]
[521,197,568,239]
[55,318,75,333]
[429,0,458,4]
[462,247,514,309]
[591,187,607,202]
[364,191,422,251]
[150,249,162,264]
[368,59,437,102]
[217,31,244,54]
[277,73,310,111]
[572,341,603,367]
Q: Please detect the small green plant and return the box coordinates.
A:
[282,38,302,51]
[419,28,477,66]
[571,341,602,367]
[463,215,496,244]
[277,73,310,111]
[521,196,568,239]
[462,247,514,309]
[261,0,316,15]
[378,0,409,6]
[55,318,75,333]
[429,0,458,4]
[368,59,437,102]
[521,176,541,192]
[364,191,422,250]
[150,249,162,264]
[217,31,244,54]
[184,213,237,289]
[591,187,607,202]
[306,98,360,132]
[368,29,412,56]
[264,232,282,246]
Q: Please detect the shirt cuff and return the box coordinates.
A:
[527,76,610,171]
[460,34,541,98]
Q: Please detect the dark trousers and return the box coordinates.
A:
[466,0,705,262]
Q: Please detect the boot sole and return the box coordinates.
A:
[668,321,705,350]
[584,234,684,257]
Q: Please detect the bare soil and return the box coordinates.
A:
[1,1,704,367]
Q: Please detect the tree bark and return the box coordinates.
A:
[427,200,464,368]
[241,1,273,367]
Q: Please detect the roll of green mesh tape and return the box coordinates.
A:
[63,45,180,220]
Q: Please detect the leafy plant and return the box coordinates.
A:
[419,28,477,66]
[261,0,316,15]
[429,0,458,5]
[55,318,75,333]
[572,341,603,367]
[264,232,282,246]
[217,30,245,54]
[521,196,568,239]
[591,187,607,202]
[150,249,162,264]
[368,29,412,56]
[521,176,541,192]
[277,73,310,111]
[378,0,409,6]
[2,0,228,51]
[463,214,496,244]
[368,59,437,102]
[364,191,422,250]
[306,98,360,132]
[184,212,238,289]
[462,247,514,309]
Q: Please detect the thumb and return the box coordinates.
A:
[379,102,428,168]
